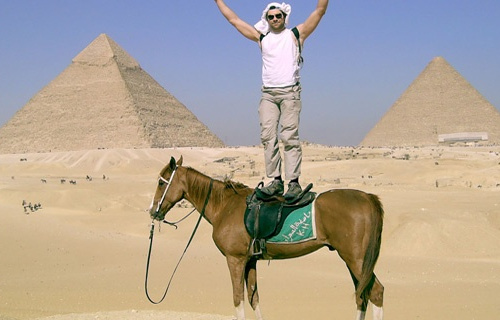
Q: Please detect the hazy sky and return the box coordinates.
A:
[1,0,499,146]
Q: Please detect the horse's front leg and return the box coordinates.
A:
[227,256,248,320]
[245,258,263,320]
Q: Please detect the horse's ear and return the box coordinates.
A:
[169,157,176,170]
[177,156,183,166]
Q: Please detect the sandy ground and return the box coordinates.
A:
[1,145,499,320]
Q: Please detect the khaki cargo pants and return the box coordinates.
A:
[258,84,302,180]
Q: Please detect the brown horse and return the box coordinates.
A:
[149,156,384,320]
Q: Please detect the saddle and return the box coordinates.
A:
[244,182,315,256]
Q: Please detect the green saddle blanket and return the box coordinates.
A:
[267,201,316,244]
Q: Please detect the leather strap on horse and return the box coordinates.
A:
[145,179,214,304]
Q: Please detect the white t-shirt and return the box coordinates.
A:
[260,29,301,88]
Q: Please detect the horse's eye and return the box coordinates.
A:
[158,180,165,187]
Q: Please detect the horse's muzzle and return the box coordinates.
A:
[150,209,164,221]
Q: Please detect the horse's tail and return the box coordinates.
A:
[356,193,384,306]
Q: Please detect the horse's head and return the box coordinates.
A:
[149,156,185,221]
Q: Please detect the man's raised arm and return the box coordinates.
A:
[296,0,329,42]
[214,0,261,42]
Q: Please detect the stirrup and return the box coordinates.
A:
[251,238,266,256]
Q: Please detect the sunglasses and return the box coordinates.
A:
[267,13,283,20]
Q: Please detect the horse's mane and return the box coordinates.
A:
[181,167,251,215]
[185,167,250,197]
[222,177,249,193]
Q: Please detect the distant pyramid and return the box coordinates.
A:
[0,34,224,154]
[360,56,500,147]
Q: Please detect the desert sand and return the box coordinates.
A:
[1,145,499,320]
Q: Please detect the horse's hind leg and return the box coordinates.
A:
[245,258,263,320]
[369,276,384,320]
[346,266,368,320]
[347,265,384,320]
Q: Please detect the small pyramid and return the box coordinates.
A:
[0,34,224,154]
[360,56,500,147]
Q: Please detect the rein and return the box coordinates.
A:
[145,178,214,304]
[161,209,195,229]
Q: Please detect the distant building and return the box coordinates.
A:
[438,132,488,144]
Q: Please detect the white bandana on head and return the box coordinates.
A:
[254,2,291,34]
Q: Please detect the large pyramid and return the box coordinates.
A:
[0,34,224,154]
[360,56,500,147]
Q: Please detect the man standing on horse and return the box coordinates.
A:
[214,0,329,200]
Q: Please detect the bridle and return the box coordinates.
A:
[153,166,178,220]
[153,167,198,228]
[145,164,214,304]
